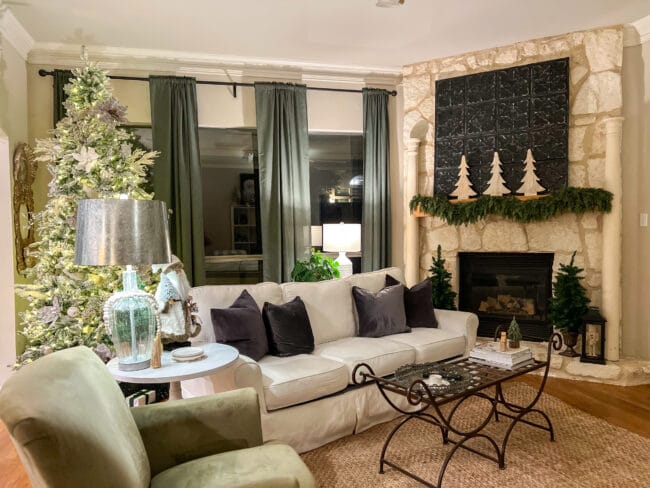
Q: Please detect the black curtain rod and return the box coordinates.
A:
[38,69,397,98]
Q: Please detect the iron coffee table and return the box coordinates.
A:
[352,331,563,488]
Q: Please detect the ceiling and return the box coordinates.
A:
[7,0,650,71]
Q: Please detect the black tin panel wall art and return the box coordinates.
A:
[434,58,569,197]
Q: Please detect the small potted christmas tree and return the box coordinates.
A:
[508,316,522,349]
[428,245,456,310]
[549,252,590,357]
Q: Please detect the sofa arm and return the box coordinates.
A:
[434,309,479,357]
[131,387,263,477]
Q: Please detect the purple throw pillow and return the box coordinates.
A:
[262,297,314,357]
[211,290,268,361]
[352,284,409,338]
[386,275,437,328]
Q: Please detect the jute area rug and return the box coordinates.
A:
[301,383,650,487]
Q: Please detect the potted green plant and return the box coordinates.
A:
[291,249,340,282]
[548,252,590,357]
[429,245,457,310]
[508,316,522,349]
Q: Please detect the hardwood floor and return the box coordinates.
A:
[1,377,649,488]
[516,375,650,437]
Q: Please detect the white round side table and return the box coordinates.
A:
[107,343,239,400]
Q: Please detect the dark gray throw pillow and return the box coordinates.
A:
[352,284,409,338]
[386,275,437,328]
[262,297,314,357]
[211,290,268,361]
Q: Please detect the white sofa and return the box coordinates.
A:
[183,267,478,453]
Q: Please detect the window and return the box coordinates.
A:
[198,128,261,285]
[130,127,364,282]
[309,133,363,272]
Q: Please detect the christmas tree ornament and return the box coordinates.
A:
[449,155,477,200]
[517,149,546,196]
[483,151,511,196]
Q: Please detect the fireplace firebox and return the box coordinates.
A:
[458,253,554,341]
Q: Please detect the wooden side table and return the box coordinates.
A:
[107,343,239,400]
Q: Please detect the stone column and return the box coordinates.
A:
[601,117,624,361]
[404,138,421,286]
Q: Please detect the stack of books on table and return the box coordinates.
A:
[469,342,534,370]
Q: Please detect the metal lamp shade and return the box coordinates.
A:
[75,199,172,266]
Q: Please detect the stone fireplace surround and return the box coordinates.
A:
[401,26,628,373]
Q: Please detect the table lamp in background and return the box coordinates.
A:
[75,198,172,371]
[322,223,361,278]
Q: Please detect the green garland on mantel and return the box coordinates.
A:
[410,187,613,225]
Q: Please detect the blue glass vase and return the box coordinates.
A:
[104,266,159,371]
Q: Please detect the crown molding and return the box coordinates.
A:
[0,8,34,60]
[28,42,402,86]
[624,14,650,47]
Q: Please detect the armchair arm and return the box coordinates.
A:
[434,309,479,357]
[131,387,263,477]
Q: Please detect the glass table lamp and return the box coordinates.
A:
[322,223,361,278]
[75,198,172,371]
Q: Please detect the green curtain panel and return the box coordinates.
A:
[361,88,390,272]
[149,76,205,285]
[255,82,311,283]
[53,69,73,126]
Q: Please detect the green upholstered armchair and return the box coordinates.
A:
[0,346,315,488]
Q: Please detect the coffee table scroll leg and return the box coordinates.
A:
[499,332,563,461]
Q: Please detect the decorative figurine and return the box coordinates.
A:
[152,255,202,343]
[500,331,508,352]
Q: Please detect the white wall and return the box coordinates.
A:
[0,35,28,383]
[621,37,650,360]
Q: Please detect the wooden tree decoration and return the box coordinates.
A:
[483,151,511,196]
[449,155,477,200]
[517,149,546,196]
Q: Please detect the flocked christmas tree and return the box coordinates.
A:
[517,149,546,196]
[483,151,510,196]
[449,155,477,200]
[16,55,158,366]
[428,245,457,310]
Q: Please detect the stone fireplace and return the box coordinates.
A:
[458,252,554,340]
[401,26,624,362]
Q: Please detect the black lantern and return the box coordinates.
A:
[580,307,606,365]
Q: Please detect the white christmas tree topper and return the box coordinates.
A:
[483,151,511,197]
[449,154,477,200]
[517,149,546,196]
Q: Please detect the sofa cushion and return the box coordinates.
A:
[314,337,415,384]
[263,297,314,357]
[258,355,349,411]
[352,284,409,338]
[345,266,405,293]
[383,327,466,363]
[386,274,437,328]
[281,279,355,345]
[211,290,268,361]
[191,283,283,343]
